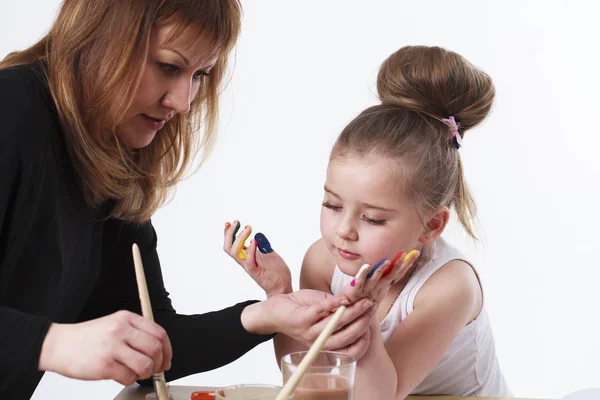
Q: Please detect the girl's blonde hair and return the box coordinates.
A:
[331,46,495,239]
[0,0,242,222]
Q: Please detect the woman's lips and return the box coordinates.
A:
[142,114,166,130]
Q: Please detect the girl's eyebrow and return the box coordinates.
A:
[324,186,397,212]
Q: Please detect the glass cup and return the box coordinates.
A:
[214,384,293,400]
[281,351,356,400]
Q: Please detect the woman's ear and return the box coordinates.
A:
[418,206,450,244]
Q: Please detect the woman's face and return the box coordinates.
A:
[116,22,219,149]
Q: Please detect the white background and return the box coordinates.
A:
[1,1,599,399]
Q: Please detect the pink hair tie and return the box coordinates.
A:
[442,116,462,149]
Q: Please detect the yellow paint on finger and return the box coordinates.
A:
[404,249,420,262]
[237,225,252,260]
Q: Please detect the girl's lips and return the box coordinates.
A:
[337,247,360,260]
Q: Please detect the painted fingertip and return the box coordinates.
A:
[232,221,240,241]
[382,251,404,278]
[254,232,273,254]
[404,249,419,262]
[391,251,405,267]
[356,264,370,278]
[225,222,231,229]
[236,226,252,260]
[366,258,388,279]
[350,279,356,287]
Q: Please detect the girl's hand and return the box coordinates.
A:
[341,250,420,306]
[243,290,376,360]
[223,221,292,297]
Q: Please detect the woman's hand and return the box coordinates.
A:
[242,289,377,360]
[223,220,292,297]
[341,250,420,306]
[38,310,172,386]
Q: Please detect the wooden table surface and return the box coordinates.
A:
[114,384,551,400]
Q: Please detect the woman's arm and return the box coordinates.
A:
[77,219,277,382]
[0,68,55,375]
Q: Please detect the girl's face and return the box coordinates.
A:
[116,21,219,149]
[320,153,425,276]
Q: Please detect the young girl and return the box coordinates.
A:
[225,45,511,399]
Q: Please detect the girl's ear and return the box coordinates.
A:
[418,206,450,244]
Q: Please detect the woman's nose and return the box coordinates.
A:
[162,79,192,115]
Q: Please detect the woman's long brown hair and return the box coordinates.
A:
[0,0,242,222]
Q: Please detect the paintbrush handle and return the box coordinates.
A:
[275,305,347,400]
[153,372,170,400]
[132,244,169,400]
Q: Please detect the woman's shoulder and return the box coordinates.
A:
[0,62,50,98]
[0,63,59,154]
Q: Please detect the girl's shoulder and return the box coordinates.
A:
[299,238,336,293]
[414,258,482,322]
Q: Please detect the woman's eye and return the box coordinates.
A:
[158,62,179,74]
[193,70,209,81]
[322,201,342,211]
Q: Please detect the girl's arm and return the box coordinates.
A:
[274,239,335,363]
[354,260,482,400]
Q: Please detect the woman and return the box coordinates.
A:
[0,1,374,398]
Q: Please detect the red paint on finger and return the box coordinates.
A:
[382,251,404,278]
[252,240,260,267]
[351,279,356,287]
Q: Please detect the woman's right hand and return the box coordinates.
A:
[242,289,377,360]
[38,310,172,386]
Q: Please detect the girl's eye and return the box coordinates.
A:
[322,201,342,211]
[363,216,386,226]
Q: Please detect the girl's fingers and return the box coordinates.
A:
[254,232,273,254]
[245,239,260,270]
[382,251,404,278]
[223,220,238,250]
[364,259,389,291]
[391,250,420,283]
[232,225,252,260]
[366,258,388,280]
[350,264,371,292]
[232,221,241,243]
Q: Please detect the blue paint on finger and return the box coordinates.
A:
[254,232,273,254]
[366,258,387,279]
